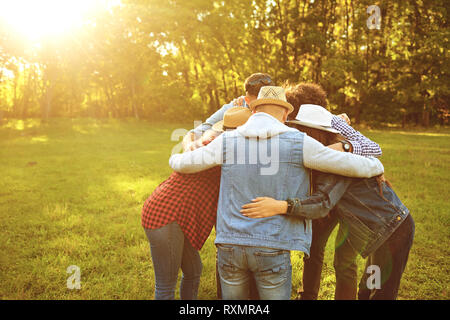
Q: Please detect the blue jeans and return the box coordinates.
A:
[144,223,203,300]
[358,214,415,300]
[301,211,358,300]
[217,244,292,300]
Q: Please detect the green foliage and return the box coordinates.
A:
[0,0,448,125]
[0,119,449,299]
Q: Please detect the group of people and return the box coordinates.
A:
[141,73,415,300]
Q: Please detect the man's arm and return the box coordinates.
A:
[169,134,224,174]
[191,100,237,136]
[286,174,351,219]
[331,115,382,157]
[303,135,384,178]
[240,174,351,220]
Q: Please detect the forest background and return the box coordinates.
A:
[1,0,448,127]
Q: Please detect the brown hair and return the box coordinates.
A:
[284,82,328,120]
[244,73,273,97]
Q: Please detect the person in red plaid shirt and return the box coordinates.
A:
[141,107,252,300]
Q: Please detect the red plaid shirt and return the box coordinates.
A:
[141,166,221,250]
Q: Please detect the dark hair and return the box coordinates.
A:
[284,82,328,120]
[286,122,342,146]
[244,73,273,97]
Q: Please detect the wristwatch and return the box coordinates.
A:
[286,198,295,215]
[340,140,351,152]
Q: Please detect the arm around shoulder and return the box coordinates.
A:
[302,135,384,178]
[169,134,224,174]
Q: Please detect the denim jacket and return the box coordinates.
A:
[215,125,313,253]
[288,172,410,257]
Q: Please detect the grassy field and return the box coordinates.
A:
[0,118,449,300]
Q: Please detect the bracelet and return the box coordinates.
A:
[286,198,295,215]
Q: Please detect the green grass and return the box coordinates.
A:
[0,119,449,300]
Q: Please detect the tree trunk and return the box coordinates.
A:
[207,87,216,115]
[131,82,139,120]
[354,99,361,124]
[44,84,52,120]
[13,75,19,117]
[422,109,430,127]
[221,68,228,101]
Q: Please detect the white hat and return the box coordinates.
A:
[287,104,340,133]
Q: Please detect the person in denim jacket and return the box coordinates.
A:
[241,123,415,300]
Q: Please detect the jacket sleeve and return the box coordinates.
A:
[302,135,384,178]
[169,134,223,173]
[331,115,382,158]
[287,174,352,220]
[191,101,236,136]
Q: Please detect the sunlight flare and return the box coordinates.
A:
[0,0,120,41]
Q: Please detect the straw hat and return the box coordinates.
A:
[249,86,294,115]
[287,104,339,133]
[212,107,252,132]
